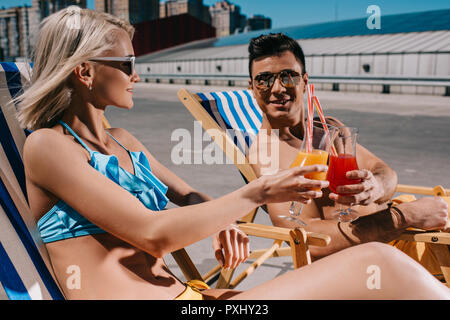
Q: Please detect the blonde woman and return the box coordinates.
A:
[18,7,449,300]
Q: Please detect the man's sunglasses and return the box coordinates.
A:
[89,56,135,76]
[253,70,302,91]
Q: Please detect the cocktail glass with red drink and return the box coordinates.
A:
[326,127,361,222]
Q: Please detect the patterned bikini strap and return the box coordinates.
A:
[105,131,130,152]
[58,120,94,155]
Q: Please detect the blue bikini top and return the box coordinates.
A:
[37,120,169,243]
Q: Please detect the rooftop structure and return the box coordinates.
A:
[136,9,450,96]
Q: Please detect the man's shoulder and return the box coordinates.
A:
[314,116,345,128]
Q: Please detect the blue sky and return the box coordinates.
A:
[2,0,449,28]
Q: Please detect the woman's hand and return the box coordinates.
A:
[329,169,384,206]
[213,224,250,269]
[250,165,329,206]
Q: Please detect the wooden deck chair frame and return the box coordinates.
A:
[178,87,450,288]
[394,185,450,287]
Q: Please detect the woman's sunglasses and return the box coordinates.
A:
[89,56,135,76]
[253,70,302,91]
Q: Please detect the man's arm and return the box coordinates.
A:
[267,201,385,259]
[267,197,448,260]
[357,143,398,203]
[369,159,398,203]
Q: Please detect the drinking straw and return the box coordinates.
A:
[306,84,314,153]
[313,95,338,157]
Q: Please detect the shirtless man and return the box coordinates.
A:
[247,33,448,259]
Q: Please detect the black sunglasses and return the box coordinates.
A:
[253,70,302,91]
[89,56,135,76]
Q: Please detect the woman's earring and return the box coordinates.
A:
[89,84,93,91]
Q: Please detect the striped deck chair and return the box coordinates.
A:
[0,62,64,299]
[178,87,450,287]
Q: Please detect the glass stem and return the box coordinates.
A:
[289,201,303,217]
[338,203,346,216]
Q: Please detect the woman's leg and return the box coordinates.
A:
[227,242,449,300]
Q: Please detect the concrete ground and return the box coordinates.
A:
[106,82,450,291]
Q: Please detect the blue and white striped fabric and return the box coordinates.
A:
[0,62,64,300]
[197,90,263,155]
[0,62,32,197]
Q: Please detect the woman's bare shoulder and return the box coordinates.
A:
[24,127,82,154]
[23,128,88,177]
[24,128,64,155]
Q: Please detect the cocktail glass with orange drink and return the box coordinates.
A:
[291,149,329,184]
[278,121,336,226]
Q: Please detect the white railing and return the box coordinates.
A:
[138,73,450,94]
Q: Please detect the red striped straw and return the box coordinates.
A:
[313,95,337,157]
[306,84,314,153]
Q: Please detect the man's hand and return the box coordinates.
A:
[396,197,449,231]
[212,224,250,269]
[329,169,384,206]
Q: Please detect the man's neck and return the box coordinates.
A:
[261,114,305,141]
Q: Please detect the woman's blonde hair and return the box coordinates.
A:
[16,6,134,130]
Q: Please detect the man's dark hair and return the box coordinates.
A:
[248,33,306,77]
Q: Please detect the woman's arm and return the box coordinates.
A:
[106,128,251,268]
[25,129,322,258]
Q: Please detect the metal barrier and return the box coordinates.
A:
[138,73,450,95]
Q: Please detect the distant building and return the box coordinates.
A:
[95,0,159,24]
[137,9,450,96]
[246,14,271,31]
[39,0,87,19]
[160,0,211,25]
[132,13,215,56]
[209,1,246,37]
[0,1,40,61]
